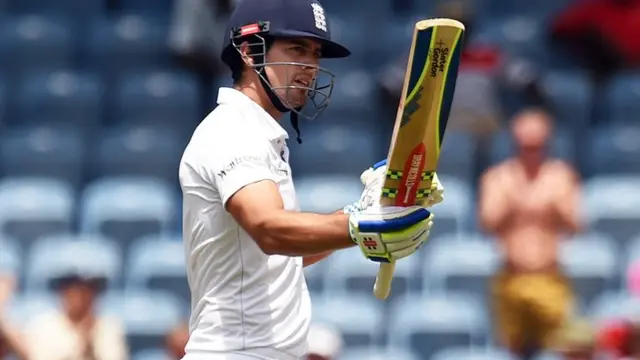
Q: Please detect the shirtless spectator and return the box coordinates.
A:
[478,108,582,360]
[0,274,29,360]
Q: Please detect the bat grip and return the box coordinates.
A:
[373,261,396,300]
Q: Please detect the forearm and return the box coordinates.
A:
[257,211,355,256]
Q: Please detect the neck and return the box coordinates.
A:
[234,81,283,121]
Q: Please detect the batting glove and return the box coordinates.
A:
[348,205,434,263]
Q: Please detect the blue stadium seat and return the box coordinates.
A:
[118,0,173,18]
[0,15,73,74]
[587,124,640,175]
[112,70,199,128]
[0,234,20,277]
[303,260,326,294]
[541,71,592,131]
[437,132,477,182]
[339,346,422,360]
[85,15,171,75]
[287,123,381,177]
[0,126,85,188]
[16,70,103,132]
[5,291,59,325]
[311,294,384,347]
[93,126,184,183]
[622,233,640,292]
[317,64,376,115]
[0,79,6,127]
[604,72,640,124]
[583,176,640,247]
[472,16,545,60]
[484,0,573,19]
[425,175,474,237]
[590,291,640,321]
[533,352,563,360]
[423,233,500,305]
[126,234,188,305]
[132,348,170,360]
[293,175,364,213]
[387,292,488,359]
[431,346,518,360]
[489,126,575,166]
[80,177,176,253]
[25,234,122,291]
[5,0,104,18]
[323,246,422,298]
[559,233,619,307]
[0,178,74,253]
[98,290,185,354]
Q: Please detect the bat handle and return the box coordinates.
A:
[373,261,396,300]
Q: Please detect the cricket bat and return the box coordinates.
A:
[373,18,465,300]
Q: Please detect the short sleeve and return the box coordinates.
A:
[199,132,277,207]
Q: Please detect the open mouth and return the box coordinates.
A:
[294,79,310,87]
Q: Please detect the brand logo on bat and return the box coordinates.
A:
[403,153,423,203]
[430,40,449,78]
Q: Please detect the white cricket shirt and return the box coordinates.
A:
[178,87,310,359]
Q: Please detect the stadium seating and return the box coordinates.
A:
[0,126,86,188]
[559,232,620,307]
[293,174,363,213]
[586,124,640,176]
[79,176,176,254]
[0,177,75,253]
[25,233,123,291]
[132,348,170,360]
[423,232,500,306]
[311,293,385,348]
[425,175,474,236]
[430,346,518,360]
[603,72,640,124]
[98,290,186,355]
[111,70,199,130]
[540,71,592,131]
[387,292,488,359]
[0,15,73,76]
[583,176,640,249]
[125,234,188,305]
[0,234,20,276]
[92,125,184,183]
[339,346,422,360]
[15,70,103,132]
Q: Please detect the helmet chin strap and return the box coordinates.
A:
[257,67,303,144]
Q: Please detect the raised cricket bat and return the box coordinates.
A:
[373,18,465,300]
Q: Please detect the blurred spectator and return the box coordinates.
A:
[479,108,582,359]
[598,318,640,359]
[551,0,640,81]
[164,321,189,360]
[0,274,29,360]
[305,323,343,360]
[550,318,598,360]
[169,0,238,113]
[23,269,128,360]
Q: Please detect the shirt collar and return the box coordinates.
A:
[217,87,289,142]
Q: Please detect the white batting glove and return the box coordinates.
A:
[343,160,445,215]
[348,205,434,263]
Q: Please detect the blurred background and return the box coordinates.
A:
[0,0,640,359]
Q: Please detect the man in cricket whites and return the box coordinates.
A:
[178,0,445,359]
[479,107,582,360]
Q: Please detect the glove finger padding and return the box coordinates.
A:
[349,206,433,263]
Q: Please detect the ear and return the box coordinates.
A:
[238,41,255,67]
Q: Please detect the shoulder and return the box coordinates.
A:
[546,159,580,182]
[24,311,63,334]
[481,159,513,182]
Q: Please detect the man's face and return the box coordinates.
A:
[263,37,322,109]
[60,281,96,320]
[512,111,551,160]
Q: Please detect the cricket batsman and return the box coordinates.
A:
[178,0,445,359]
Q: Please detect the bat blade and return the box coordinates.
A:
[373,18,465,300]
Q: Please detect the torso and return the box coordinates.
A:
[493,159,575,272]
[178,88,310,357]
